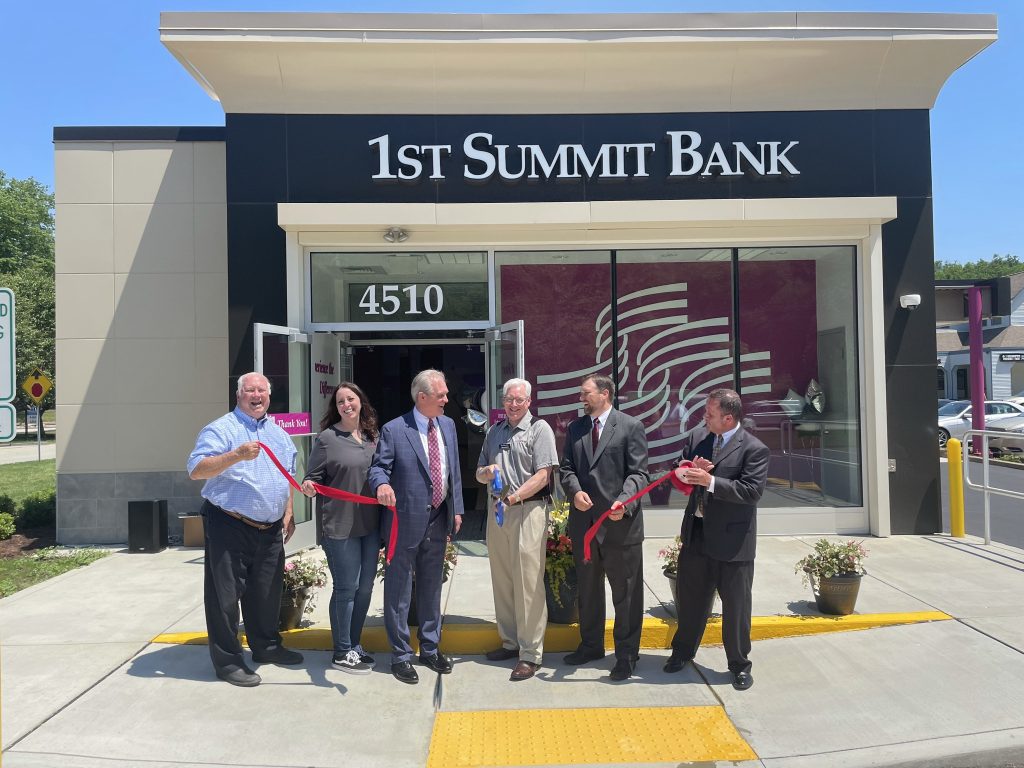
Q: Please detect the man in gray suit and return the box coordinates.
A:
[664,388,769,691]
[560,374,648,681]
[369,369,464,684]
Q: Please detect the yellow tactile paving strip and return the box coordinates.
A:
[426,706,757,767]
[152,610,951,651]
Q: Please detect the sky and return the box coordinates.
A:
[1,1,1020,264]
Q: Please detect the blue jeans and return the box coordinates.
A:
[321,533,379,654]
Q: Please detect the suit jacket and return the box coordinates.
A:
[560,409,649,547]
[368,410,465,546]
[679,425,769,562]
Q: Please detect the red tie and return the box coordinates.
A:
[591,417,600,452]
[428,419,444,508]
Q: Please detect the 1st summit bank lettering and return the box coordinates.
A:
[369,130,799,182]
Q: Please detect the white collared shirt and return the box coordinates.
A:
[413,408,448,500]
[707,423,741,494]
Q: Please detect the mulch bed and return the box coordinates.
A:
[0,525,57,558]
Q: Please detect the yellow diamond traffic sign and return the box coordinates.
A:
[22,368,52,405]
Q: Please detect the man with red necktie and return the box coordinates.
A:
[559,374,649,681]
[370,369,464,684]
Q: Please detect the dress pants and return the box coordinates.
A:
[486,497,548,665]
[383,503,448,664]
[573,537,644,661]
[202,501,285,674]
[671,517,754,674]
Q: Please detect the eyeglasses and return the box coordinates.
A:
[503,396,529,406]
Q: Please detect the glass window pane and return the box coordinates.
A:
[310,251,488,324]
[738,246,861,508]
[495,251,612,451]
[614,249,734,509]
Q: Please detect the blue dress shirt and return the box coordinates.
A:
[187,407,297,522]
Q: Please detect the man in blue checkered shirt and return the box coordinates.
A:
[187,372,303,687]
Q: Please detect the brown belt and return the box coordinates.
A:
[221,508,276,531]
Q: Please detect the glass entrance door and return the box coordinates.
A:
[254,323,314,554]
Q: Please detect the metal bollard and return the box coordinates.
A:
[947,438,965,538]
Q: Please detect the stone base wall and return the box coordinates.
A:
[57,471,204,545]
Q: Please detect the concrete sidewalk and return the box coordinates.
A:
[2,534,1024,767]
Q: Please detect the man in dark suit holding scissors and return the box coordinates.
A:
[560,374,648,681]
[370,369,464,685]
[665,388,769,691]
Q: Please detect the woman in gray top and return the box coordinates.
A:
[301,382,380,674]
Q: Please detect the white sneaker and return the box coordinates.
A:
[332,649,372,675]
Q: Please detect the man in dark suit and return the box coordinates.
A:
[369,369,464,684]
[665,388,769,691]
[560,374,648,681]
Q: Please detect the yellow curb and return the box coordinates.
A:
[152,610,950,653]
[427,706,756,767]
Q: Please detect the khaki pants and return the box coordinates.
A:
[486,497,549,665]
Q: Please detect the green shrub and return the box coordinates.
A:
[0,512,15,540]
[19,491,56,529]
[0,494,15,515]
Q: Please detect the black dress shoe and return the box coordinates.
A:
[609,658,635,681]
[418,652,454,674]
[663,654,690,673]
[732,671,753,691]
[485,646,520,662]
[391,661,419,684]
[216,667,261,687]
[563,647,605,665]
[251,646,303,666]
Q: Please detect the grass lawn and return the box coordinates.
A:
[0,458,56,505]
[0,548,108,598]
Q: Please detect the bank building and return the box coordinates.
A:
[52,11,997,547]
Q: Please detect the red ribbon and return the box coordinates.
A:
[257,442,399,564]
[582,462,695,563]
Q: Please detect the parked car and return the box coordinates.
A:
[936,400,1024,449]
[983,414,1024,455]
[937,398,953,410]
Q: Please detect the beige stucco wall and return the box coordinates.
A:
[54,141,228,475]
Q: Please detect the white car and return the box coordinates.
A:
[983,414,1024,455]
[937,400,1024,448]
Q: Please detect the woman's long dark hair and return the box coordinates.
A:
[319,381,379,441]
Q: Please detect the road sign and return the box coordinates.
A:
[0,403,14,442]
[22,368,52,405]
[0,288,13,402]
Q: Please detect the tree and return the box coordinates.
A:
[0,172,54,274]
[0,172,55,415]
[935,254,1023,280]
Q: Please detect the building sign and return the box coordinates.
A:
[346,282,487,322]
[369,131,799,182]
[999,353,1024,362]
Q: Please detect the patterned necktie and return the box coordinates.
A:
[697,435,723,518]
[428,419,444,508]
[591,417,601,452]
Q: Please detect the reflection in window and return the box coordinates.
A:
[738,246,861,507]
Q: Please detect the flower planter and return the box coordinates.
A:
[279,587,310,631]
[664,569,678,608]
[544,569,579,625]
[813,573,862,615]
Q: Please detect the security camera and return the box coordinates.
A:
[899,294,921,311]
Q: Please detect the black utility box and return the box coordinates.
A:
[128,500,168,552]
